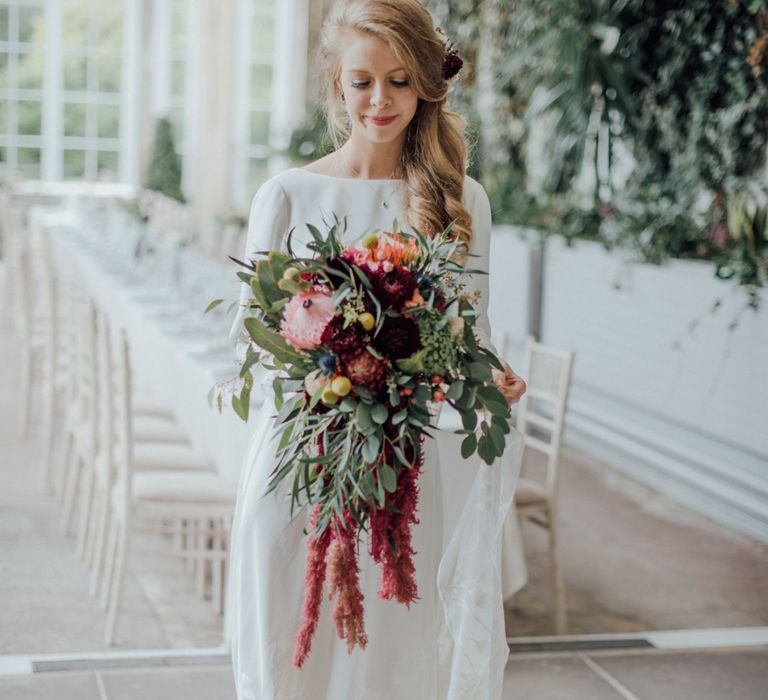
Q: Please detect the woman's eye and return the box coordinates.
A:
[351,81,369,89]
[391,80,410,87]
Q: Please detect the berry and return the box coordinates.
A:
[330,376,352,397]
[358,312,375,331]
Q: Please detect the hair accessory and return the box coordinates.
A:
[442,49,463,81]
[435,27,463,82]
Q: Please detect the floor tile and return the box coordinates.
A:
[503,656,624,699]
[100,664,236,700]
[0,672,101,700]
[594,649,768,700]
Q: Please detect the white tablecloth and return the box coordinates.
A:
[37,205,527,602]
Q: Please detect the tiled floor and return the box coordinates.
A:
[1,648,766,699]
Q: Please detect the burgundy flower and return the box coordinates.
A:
[373,316,420,360]
[345,350,389,393]
[321,315,364,361]
[443,49,463,81]
[370,266,416,311]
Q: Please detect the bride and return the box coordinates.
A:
[227,1,526,698]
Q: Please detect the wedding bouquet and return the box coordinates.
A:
[224,219,513,667]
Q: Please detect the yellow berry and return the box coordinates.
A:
[362,233,379,250]
[331,376,352,397]
[321,387,339,404]
[358,312,375,331]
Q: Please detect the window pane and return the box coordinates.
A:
[171,2,187,50]
[97,104,119,138]
[0,52,8,88]
[0,146,6,163]
[247,158,269,200]
[250,110,269,145]
[0,101,6,134]
[250,64,271,101]
[95,7,122,49]
[96,55,120,92]
[64,55,87,91]
[168,108,184,150]
[62,2,88,44]
[18,147,41,178]
[0,7,8,41]
[63,102,87,136]
[171,59,185,96]
[63,149,86,178]
[97,150,118,175]
[17,49,44,90]
[18,6,43,44]
[17,100,42,136]
[251,17,274,58]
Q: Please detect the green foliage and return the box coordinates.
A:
[425,0,768,293]
[146,117,185,202]
[285,107,334,162]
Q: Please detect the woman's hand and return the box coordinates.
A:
[492,360,526,406]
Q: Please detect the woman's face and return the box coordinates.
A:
[337,30,419,148]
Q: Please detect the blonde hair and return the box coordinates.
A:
[318,0,473,249]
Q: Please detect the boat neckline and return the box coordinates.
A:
[289,167,402,183]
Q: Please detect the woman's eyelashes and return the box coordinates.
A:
[350,79,410,89]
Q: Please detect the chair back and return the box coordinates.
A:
[516,335,574,494]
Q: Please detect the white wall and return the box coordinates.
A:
[489,228,768,543]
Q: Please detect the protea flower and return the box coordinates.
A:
[280,290,335,350]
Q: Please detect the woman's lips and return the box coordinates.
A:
[368,116,396,126]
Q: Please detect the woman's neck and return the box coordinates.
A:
[336,136,405,180]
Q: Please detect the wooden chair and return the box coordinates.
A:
[101,330,236,644]
[514,334,574,634]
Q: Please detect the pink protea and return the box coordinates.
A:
[280,289,335,350]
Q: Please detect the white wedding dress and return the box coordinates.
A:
[226,168,523,700]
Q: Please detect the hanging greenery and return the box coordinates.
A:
[424,0,768,296]
[146,117,185,203]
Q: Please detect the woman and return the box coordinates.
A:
[227,1,525,698]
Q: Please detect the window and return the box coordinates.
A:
[0,0,44,178]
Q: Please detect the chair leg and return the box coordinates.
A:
[105,521,129,645]
[76,467,94,560]
[195,520,207,599]
[60,450,82,535]
[89,492,109,596]
[100,515,119,610]
[547,513,567,635]
[39,388,55,492]
[211,519,223,615]
[19,347,32,438]
[55,429,74,505]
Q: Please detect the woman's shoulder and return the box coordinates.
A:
[462,174,490,207]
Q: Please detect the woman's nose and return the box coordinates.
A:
[370,82,391,108]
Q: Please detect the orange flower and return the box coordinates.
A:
[375,233,419,266]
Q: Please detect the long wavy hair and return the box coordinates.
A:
[317,0,473,249]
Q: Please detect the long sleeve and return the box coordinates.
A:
[462,177,497,355]
[228,178,291,360]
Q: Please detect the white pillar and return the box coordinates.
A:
[182,0,201,198]
[120,0,143,187]
[150,0,172,118]
[270,0,309,152]
[230,0,250,207]
[41,0,62,180]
